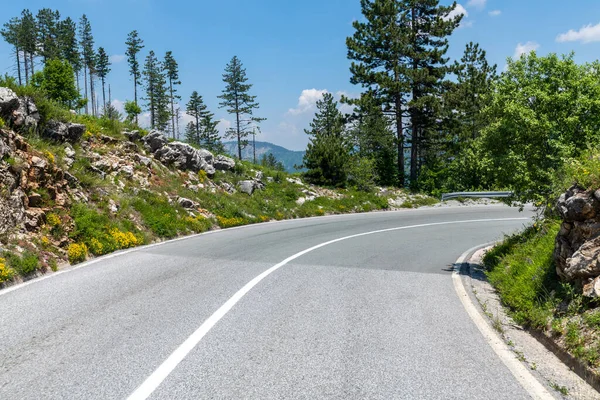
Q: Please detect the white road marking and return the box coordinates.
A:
[127,217,529,400]
[452,245,554,400]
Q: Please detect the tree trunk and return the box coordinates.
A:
[395,94,405,187]
[101,77,106,112]
[253,131,256,164]
[90,73,96,116]
[29,53,34,75]
[23,52,29,85]
[15,46,22,86]
[195,114,200,145]
[134,76,138,125]
[169,79,175,139]
[409,6,418,186]
[236,97,241,160]
[84,67,89,114]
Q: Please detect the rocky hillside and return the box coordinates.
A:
[0,87,439,287]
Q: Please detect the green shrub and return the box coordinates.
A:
[4,251,40,275]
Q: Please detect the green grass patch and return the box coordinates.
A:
[3,251,40,276]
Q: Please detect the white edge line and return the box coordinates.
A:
[0,205,514,297]
[127,217,529,400]
[452,245,554,400]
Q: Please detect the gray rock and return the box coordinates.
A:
[177,197,197,209]
[238,180,258,195]
[154,142,215,174]
[0,87,19,115]
[255,171,264,181]
[583,276,600,298]
[43,120,86,143]
[119,165,135,178]
[135,154,152,167]
[213,155,236,171]
[30,156,47,169]
[221,182,237,194]
[123,130,141,142]
[108,199,119,214]
[142,130,168,152]
[64,145,76,159]
[11,97,40,130]
[24,208,45,232]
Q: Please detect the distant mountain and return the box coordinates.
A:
[223,141,305,173]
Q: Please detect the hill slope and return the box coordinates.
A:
[223,141,305,173]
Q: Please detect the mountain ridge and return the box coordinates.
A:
[222,141,305,173]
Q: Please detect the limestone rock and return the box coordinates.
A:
[11,97,40,130]
[177,197,197,209]
[583,276,600,298]
[0,87,19,115]
[238,180,259,195]
[142,130,168,152]
[43,120,86,143]
[213,155,236,171]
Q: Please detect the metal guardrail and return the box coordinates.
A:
[441,191,514,201]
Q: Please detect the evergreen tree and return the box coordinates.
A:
[36,9,61,64]
[1,17,23,85]
[95,47,111,111]
[57,17,81,93]
[200,112,223,153]
[163,51,181,139]
[20,10,37,82]
[186,91,208,144]
[261,153,285,171]
[302,92,350,186]
[346,0,461,187]
[124,100,141,123]
[125,30,144,124]
[143,51,170,130]
[185,121,198,145]
[218,56,263,160]
[78,14,95,115]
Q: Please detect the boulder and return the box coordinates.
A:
[24,208,45,232]
[64,145,76,159]
[123,130,141,142]
[0,87,19,115]
[135,154,152,167]
[177,197,197,209]
[142,130,168,152]
[119,165,135,178]
[214,155,236,171]
[154,142,215,175]
[43,120,86,143]
[0,187,25,234]
[10,97,40,131]
[583,276,600,298]
[238,180,258,196]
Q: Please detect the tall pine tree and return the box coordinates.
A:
[125,30,144,124]
[218,56,263,160]
[95,47,111,111]
[1,17,23,85]
[57,17,81,94]
[163,51,181,139]
[36,9,61,64]
[78,14,95,115]
[186,91,208,144]
[143,51,170,130]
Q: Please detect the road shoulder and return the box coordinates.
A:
[458,246,599,399]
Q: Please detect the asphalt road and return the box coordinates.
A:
[0,205,538,399]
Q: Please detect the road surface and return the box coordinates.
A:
[0,205,540,399]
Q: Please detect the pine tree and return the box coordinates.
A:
[346,0,461,187]
[200,112,223,153]
[185,121,198,146]
[57,17,81,95]
[36,9,61,64]
[20,10,37,82]
[302,92,350,186]
[186,91,208,144]
[163,51,181,139]
[125,30,144,124]
[78,14,95,115]
[218,56,263,160]
[95,47,111,111]
[143,51,170,130]
[1,17,23,85]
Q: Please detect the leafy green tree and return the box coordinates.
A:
[36,9,61,64]
[346,0,462,187]
[95,47,111,110]
[218,56,263,160]
[480,53,600,202]
[34,59,80,107]
[125,30,144,123]
[303,92,350,186]
[1,17,23,85]
[163,51,181,139]
[124,100,141,123]
[78,14,95,115]
[186,91,208,143]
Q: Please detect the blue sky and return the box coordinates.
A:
[2,0,600,150]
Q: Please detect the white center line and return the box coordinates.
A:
[127,217,529,400]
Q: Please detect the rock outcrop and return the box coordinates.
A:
[0,88,40,131]
[42,120,85,143]
[554,185,600,297]
[142,130,234,175]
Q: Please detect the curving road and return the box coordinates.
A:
[0,205,540,399]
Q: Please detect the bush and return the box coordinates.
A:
[4,251,40,275]
[0,257,15,283]
[68,243,88,264]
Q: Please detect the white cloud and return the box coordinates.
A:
[109,54,126,63]
[466,0,486,10]
[556,23,600,44]
[513,41,540,59]
[287,89,328,115]
[218,118,232,135]
[446,4,468,21]
[111,99,125,113]
[488,10,501,17]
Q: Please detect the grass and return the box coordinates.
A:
[3,251,40,276]
[485,219,600,374]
